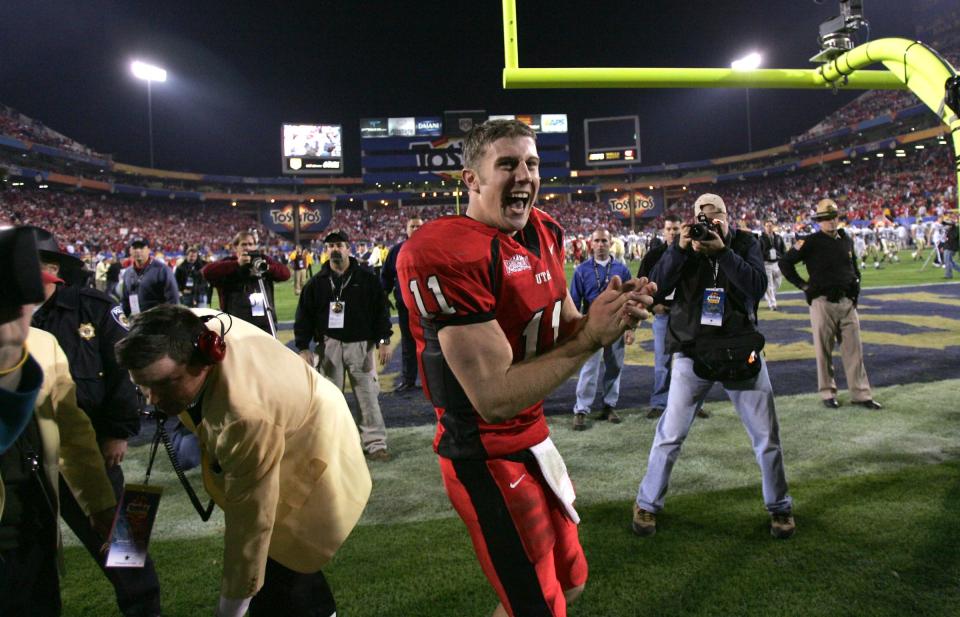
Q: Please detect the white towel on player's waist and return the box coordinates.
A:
[529,436,580,524]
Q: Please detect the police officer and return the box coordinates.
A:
[28,227,162,617]
[779,199,882,411]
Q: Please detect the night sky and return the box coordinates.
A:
[0,1,925,177]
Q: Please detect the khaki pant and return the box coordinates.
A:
[763,262,782,309]
[319,337,387,453]
[809,297,872,401]
[293,269,307,295]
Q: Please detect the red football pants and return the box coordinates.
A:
[439,455,587,617]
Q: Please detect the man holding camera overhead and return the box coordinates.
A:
[203,231,290,335]
[631,193,794,540]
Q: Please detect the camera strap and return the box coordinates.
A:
[144,415,215,521]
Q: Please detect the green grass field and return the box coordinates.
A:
[61,379,960,616]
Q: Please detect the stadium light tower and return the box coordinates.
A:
[130,60,167,168]
[731,52,762,152]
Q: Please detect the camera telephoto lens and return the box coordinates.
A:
[689,223,709,240]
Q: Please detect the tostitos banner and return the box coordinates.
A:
[259,202,333,237]
[607,188,664,219]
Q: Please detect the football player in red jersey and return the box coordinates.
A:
[397,120,655,617]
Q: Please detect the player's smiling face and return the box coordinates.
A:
[466,136,540,235]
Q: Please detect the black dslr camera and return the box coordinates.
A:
[689,214,720,241]
[245,251,270,276]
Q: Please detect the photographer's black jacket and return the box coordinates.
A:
[175,258,208,296]
[202,255,290,333]
[759,232,787,263]
[779,229,860,304]
[31,284,141,439]
[650,230,767,354]
[294,257,393,350]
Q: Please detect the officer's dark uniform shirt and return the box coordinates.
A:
[779,229,860,302]
[31,285,141,440]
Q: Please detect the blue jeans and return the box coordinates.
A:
[573,335,625,414]
[636,354,792,514]
[945,249,959,278]
[650,314,671,409]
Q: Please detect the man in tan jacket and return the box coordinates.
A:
[116,304,372,617]
[1,226,117,616]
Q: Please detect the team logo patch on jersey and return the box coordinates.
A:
[504,254,533,275]
[110,305,130,330]
[78,323,96,340]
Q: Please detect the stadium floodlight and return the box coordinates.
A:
[731,53,762,152]
[731,52,763,71]
[130,60,167,168]
[130,60,167,83]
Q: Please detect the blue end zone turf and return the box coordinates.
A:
[373,283,960,427]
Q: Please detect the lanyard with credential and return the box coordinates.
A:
[710,258,720,287]
[329,272,354,313]
[592,260,612,294]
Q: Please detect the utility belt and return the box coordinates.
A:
[817,287,852,303]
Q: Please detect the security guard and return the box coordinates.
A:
[779,200,882,410]
[27,227,162,617]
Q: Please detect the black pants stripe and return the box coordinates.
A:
[452,458,553,617]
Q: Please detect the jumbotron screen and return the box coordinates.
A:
[281,123,343,175]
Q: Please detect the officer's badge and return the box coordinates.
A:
[110,305,131,330]
[78,323,96,340]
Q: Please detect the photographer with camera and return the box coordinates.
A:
[631,193,794,540]
[779,198,881,410]
[202,231,290,336]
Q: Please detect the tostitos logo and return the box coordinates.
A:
[268,204,328,230]
[504,254,532,275]
[609,192,655,215]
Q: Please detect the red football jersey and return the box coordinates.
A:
[397,209,569,459]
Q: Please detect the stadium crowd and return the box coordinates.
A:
[663,145,955,229]
[0,190,272,256]
[797,48,958,140]
[0,104,105,157]
[1,139,953,264]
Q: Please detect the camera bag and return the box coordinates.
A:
[690,331,765,382]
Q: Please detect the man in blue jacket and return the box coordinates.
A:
[570,228,633,431]
[120,236,179,316]
[631,193,794,540]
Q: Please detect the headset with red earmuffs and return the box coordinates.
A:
[195,313,233,365]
